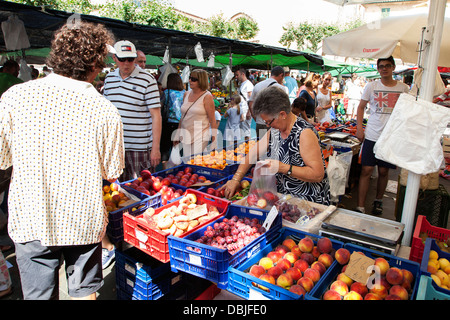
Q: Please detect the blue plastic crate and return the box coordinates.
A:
[416,275,450,300]
[167,204,282,289]
[104,181,154,243]
[227,227,344,300]
[156,164,228,181]
[115,247,171,283]
[306,243,421,300]
[419,238,450,297]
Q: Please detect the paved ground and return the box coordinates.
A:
[1,164,449,300]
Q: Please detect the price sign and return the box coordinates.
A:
[262,206,278,230]
[344,252,375,285]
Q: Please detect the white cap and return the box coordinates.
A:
[113,40,137,58]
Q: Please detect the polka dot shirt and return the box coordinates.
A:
[0,73,125,246]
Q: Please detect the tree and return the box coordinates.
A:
[280,19,364,53]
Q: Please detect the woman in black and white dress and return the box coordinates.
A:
[223,86,330,205]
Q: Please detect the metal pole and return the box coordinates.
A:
[401,0,446,246]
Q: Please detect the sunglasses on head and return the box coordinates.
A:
[116,56,135,63]
[189,76,199,82]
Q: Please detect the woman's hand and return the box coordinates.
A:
[220,179,240,199]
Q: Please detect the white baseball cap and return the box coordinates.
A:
[113,40,137,58]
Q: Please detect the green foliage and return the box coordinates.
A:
[10,0,93,14]
[280,19,364,53]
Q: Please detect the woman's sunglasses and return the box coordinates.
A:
[189,76,199,82]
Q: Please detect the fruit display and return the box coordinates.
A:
[426,248,450,290]
[418,232,450,253]
[275,199,320,223]
[234,140,256,155]
[138,192,221,237]
[194,215,267,255]
[103,182,142,212]
[123,168,206,205]
[205,179,250,202]
[321,249,416,300]
[244,189,279,210]
[246,235,336,296]
[187,150,240,169]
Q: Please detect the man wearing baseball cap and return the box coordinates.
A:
[104,40,162,182]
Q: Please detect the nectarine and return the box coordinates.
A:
[297,276,314,292]
[318,253,333,268]
[249,264,266,278]
[267,266,283,280]
[386,267,404,285]
[289,285,306,297]
[330,280,349,296]
[298,237,314,253]
[374,257,390,276]
[389,285,408,300]
[334,248,350,265]
[323,289,342,300]
[304,268,321,283]
[343,290,363,300]
[276,273,293,289]
[317,237,332,254]
[285,267,302,282]
[350,282,368,298]
[258,257,274,270]
[282,238,297,250]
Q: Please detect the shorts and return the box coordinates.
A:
[346,99,360,115]
[360,139,396,169]
[15,240,103,300]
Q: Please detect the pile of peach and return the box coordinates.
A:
[247,236,337,296]
[323,252,415,300]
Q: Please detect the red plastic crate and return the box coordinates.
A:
[409,215,450,263]
[123,189,230,263]
[194,284,221,300]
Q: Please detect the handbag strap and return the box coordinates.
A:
[180,91,207,123]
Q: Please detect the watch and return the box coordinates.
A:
[287,164,293,176]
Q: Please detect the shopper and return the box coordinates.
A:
[103,40,162,181]
[161,73,185,168]
[136,50,147,70]
[316,72,333,124]
[0,21,124,300]
[174,69,218,158]
[223,86,330,205]
[283,67,298,104]
[248,66,286,139]
[355,56,410,215]
[235,68,254,141]
[223,94,242,143]
[298,73,320,122]
[345,73,362,120]
[0,250,12,299]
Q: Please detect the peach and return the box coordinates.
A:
[374,257,390,276]
[289,284,306,297]
[311,246,321,259]
[110,182,119,191]
[369,284,388,299]
[318,253,333,268]
[323,289,342,300]
[286,267,302,282]
[436,270,449,287]
[258,257,274,270]
[304,268,321,283]
[267,266,283,280]
[258,273,275,292]
[291,245,302,258]
[277,258,292,271]
[311,261,327,276]
[284,252,299,264]
[337,272,354,287]
[300,252,314,265]
[334,248,350,265]
[293,259,309,274]
[103,185,111,193]
[282,238,297,250]
[385,294,402,300]
[249,264,266,278]
[317,237,333,254]
[297,276,315,292]
[343,291,363,300]
[350,282,368,298]
[401,269,414,284]
[386,267,404,285]
[439,258,450,270]
[401,279,412,292]
[275,244,290,256]
[379,277,392,290]
[364,292,382,300]
[298,237,314,253]
[330,280,349,297]
[267,251,283,264]
[444,264,450,275]
[389,285,408,300]
[427,261,439,274]
[276,273,293,289]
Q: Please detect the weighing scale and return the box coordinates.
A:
[319,208,405,255]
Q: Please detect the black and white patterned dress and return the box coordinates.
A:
[268,117,331,205]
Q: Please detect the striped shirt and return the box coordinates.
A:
[103,66,160,151]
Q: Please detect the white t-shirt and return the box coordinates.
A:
[249,78,286,124]
[362,80,410,141]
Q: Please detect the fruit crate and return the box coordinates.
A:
[227,227,344,300]
[419,238,450,296]
[123,189,231,263]
[409,215,450,264]
[153,164,226,187]
[306,243,421,300]
[115,246,179,300]
[416,275,450,300]
[167,204,282,289]
[105,181,154,244]
[197,175,252,201]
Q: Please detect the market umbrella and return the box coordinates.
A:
[322,0,449,246]
[322,13,450,67]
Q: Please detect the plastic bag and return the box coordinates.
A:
[158,63,177,88]
[181,65,190,84]
[246,160,278,210]
[374,93,450,175]
[167,144,182,167]
[162,46,170,64]
[326,150,352,201]
[194,42,204,62]
[221,66,233,87]
[1,15,30,51]
[207,53,215,68]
